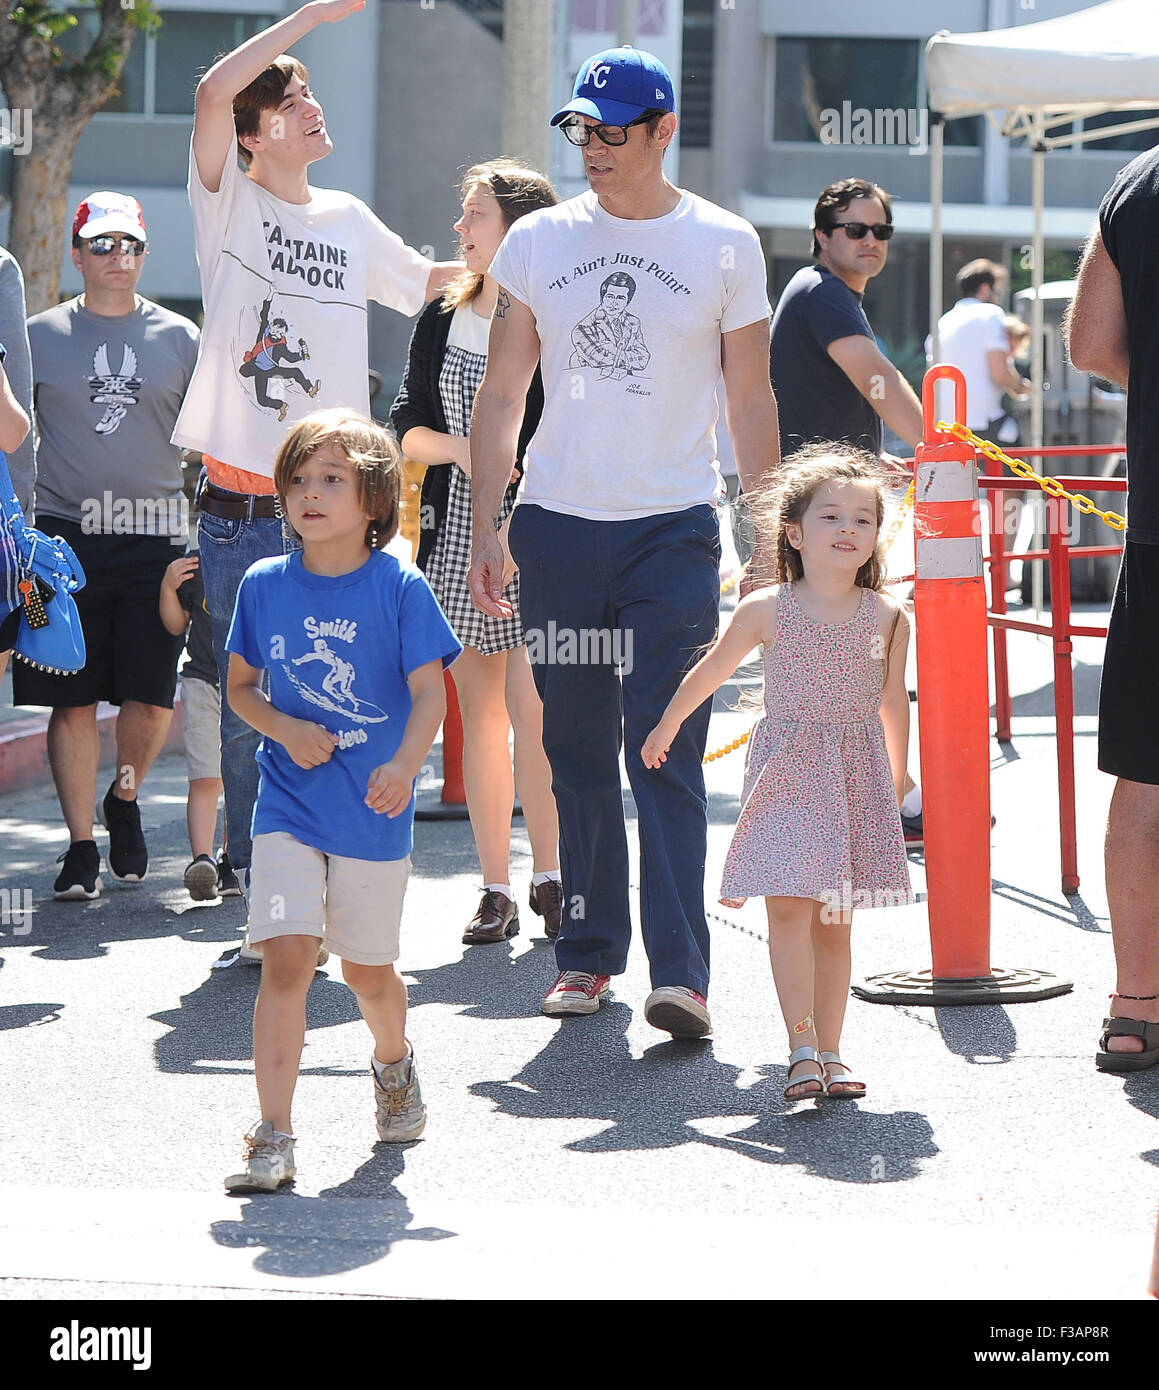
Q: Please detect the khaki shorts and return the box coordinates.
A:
[247,831,410,966]
[180,673,222,782]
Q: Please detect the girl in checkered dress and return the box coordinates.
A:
[390,161,565,947]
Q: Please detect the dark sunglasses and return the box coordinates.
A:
[85,235,146,257]
[827,221,894,242]
[560,111,657,147]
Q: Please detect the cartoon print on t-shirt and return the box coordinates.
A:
[88,342,142,435]
[569,272,651,380]
[285,637,387,724]
[237,294,321,422]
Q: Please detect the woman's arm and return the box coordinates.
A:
[0,360,30,455]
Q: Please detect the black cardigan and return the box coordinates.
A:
[389,297,544,572]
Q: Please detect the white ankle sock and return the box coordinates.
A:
[484,882,513,899]
[532,870,561,886]
[901,785,922,818]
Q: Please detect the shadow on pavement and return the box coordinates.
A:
[934,1005,1017,1064]
[18,876,247,963]
[1123,1071,1159,1168]
[211,1149,454,1278]
[151,965,362,1075]
[0,1001,64,1029]
[406,934,559,1020]
[470,1004,938,1183]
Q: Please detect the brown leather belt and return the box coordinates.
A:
[198,480,280,520]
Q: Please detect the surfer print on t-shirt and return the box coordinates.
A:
[287,635,387,724]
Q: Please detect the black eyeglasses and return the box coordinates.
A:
[560,111,657,147]
[827,222,894,242]
[85,235,146,257]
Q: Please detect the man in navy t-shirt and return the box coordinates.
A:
[770,178,922,462]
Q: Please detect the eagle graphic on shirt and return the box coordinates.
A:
[88,342,142,435]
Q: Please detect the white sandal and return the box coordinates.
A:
[820,1051,866,1099]
[784,1045,825,1100]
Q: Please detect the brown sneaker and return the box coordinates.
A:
[462,889,519,944]
[528,878,564,940]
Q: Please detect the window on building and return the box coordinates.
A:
[773,37,980,148]
[572,0,667,34]
[58,10,271,118]
[1082,109,1159,152]
[680,0,714,149]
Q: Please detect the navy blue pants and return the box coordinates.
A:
[508,503,720,995]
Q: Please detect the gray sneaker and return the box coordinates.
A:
[373,1048,427,1142]
[224,1121,296,1193]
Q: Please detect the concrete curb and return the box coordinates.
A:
[0,697,185,794]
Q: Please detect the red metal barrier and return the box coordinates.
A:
[981,465,1125,894]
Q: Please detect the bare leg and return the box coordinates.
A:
[812,902,863,1094]
[506,646,559,874]
[252,934,319,1134]
[342,960,408,1067]
[766,895,824,1098]
[187,777,223,860]
[1104,778,1159,1052]
[452,646,515,885]
[46,704,100,841]
[110,700,173,800]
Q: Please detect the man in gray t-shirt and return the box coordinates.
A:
[13,192,200,901]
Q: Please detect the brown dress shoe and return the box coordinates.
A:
[462,889,520,944]
[528,878,564,940]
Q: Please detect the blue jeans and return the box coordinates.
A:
[508,503,720,995]
[198,502,297,874]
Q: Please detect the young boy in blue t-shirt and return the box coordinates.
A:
[223,408,460,1193]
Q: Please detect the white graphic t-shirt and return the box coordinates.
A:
[489,188,771,520]
[173,144,432,478]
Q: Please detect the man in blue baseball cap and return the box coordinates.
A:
[468,47,779,1039]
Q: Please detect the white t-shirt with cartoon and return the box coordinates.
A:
[489,188,771,520]
[173,145,432,477]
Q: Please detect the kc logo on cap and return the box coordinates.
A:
[551,45,676,129]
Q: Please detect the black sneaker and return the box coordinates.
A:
[184,854,219,902]
[53,840,102,900]
[216,851,242,897]
[100,782,148,882]
[902,810,996,851]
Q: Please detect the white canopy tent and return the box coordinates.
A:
[925,0,1159,449]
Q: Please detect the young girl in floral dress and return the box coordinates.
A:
[643,445,911,1101]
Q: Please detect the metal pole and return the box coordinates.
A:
[1031,109,1046,617]
[929,114,944,362]
[502,0,554,172]
[618,0,638,47]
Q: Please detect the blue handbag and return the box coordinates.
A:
[0,451,87,674]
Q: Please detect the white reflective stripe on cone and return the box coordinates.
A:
[916,461,980,503]
[915,537,984,580]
